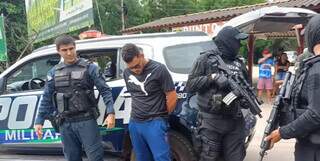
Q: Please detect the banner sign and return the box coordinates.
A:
[172,21,226,37]
[0,16,7,62]
[25,0,94,42]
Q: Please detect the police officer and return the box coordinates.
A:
[34,35,115,161]
[186,26,249,161]
[266,14,320,161]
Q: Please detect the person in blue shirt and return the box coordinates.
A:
[257,49,274,103]
[34,35,115,161]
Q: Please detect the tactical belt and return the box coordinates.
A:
[63,111,95,122]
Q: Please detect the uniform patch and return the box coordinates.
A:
[47,75,53,81]
[71,71,85,79]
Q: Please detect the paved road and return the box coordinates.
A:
[244,103,295,161]
[0,103,295,161]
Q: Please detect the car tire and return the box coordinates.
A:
[169,130,197,161]
[130,130,197,161]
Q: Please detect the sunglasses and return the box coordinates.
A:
[128,57,142,70]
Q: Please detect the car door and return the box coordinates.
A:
[76,45,153,152]
[0,54,60,146]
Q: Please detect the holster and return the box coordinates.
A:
[192,114,203,155]
[48,113,64,133]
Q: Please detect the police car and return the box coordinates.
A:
[0,32,256,161]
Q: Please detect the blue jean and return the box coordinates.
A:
[60,119,103,161]
[129,118,171,161]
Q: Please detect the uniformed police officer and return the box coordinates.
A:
[34,35,115,161]
[266,14,320,161]
[186,26,249,161]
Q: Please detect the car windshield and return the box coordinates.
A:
[163,41,216,74]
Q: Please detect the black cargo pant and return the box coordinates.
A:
[295,140,320,161]
[198,114,246,161]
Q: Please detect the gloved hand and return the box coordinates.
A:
[211,73,229,89]
[239,98,250,109]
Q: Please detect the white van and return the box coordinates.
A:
[0,32,256,161]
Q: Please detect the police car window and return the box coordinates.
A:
[163,41,216,74]
[78,49,118,80]
[119,56,125,77]
[6,56,60,92]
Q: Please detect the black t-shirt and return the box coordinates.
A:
[123,60,175,121]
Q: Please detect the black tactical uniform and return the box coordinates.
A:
[186,26,249,161]
[279,14,320,161]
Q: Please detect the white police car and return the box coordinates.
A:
[0,32,256,161]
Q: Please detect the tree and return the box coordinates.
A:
[0,0,269,66]
[198,0,266,11]
[94,0,149,35]
[141,0,200,21]
[0,1,29,66]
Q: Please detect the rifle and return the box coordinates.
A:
[212,53,263,118]
[259,72,295,161]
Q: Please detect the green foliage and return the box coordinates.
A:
[93,0,149,35]
[198,0,265,11]
[1,0,269,64]
[141,0,199,21]
[0,1,29,64]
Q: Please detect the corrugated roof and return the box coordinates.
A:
[122,0,320,33]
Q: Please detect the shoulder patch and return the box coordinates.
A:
[47,75,53,81]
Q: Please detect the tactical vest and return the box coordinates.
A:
[198,51,244,116]
[291,55,320,144]
[53,58,98,118]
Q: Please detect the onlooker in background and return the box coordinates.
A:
[257,49,274,103]
[273,52,290,96]
[274,47,285,64]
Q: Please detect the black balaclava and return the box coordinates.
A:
[305,14,320,54]
[214,26,247,60]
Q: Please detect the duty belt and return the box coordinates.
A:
[62,111,95,122]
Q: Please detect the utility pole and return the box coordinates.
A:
[94,0,104,33]
[121,0,125,30]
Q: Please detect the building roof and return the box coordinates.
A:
[122,0,320,33]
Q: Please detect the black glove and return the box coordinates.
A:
[239,99,250,109]
[211,73,229,89]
